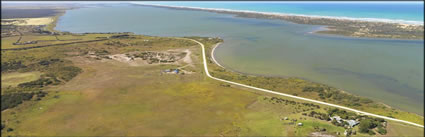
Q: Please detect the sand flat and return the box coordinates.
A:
[2,17,54,26]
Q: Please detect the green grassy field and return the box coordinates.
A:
[1,36,21,49]
[1,71,42,88]
[386,121,425,137]
[187,36,424,126]
[2,6,424,135]
[1,31,423,136]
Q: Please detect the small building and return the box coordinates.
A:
[172,69,179,74]
[330,116,342,123]
[162,69,180,74]
[297,123,303,126]
[347,120,359,128]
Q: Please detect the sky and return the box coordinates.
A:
[2,1,423,4]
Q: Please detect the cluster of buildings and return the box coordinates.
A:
[330,116,360,128]
[13,41,38,45]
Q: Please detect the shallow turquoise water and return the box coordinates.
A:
[56,5,424,115]
[138,1,424,24]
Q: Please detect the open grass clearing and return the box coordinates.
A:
[1,34,423,136]
[1,71,42,88]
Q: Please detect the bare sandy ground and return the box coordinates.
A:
[310,132,336,137]
[107,54,147,67]
[181,49,193,65]
[1,17,54,26]
[99,49,193,67]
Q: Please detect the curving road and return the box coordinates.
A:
[183,38,424,128]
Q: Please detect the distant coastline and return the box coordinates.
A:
[51,3,425,115]
[133,3,423,25]
[134,3,424,40]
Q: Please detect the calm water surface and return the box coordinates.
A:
[139,2,424,24]
[56,5,424,115]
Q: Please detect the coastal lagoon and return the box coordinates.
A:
[56,5,424,115]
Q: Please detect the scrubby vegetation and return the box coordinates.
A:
[1,61,27,72]
[303,108,388,136]
[1,24,200,114]
[48,66,82,82]
[189,36,424,125]
[1,91,47,111]
[17,77,59,88]
[2,58,82,89]
[1,9,423,135]
[2,27,202,135]
[305,111,330,121]
[266,96,321,109]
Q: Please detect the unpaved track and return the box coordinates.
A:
[180,37,424,128]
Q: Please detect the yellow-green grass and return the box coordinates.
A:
[1,34,423,136]
[2,54,257,136]
[1,71,42,88]
[1,36,21,49]
[386,121,425,137]
[361,105,424,126]
[192,36,424,126]
[0,35,326,136]
[237,111,286,136]
[1,34,102,50]
[293,119,344,136]
[20,35,57,41]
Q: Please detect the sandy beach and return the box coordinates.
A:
[2,17,54,26]
[134,3,424,40]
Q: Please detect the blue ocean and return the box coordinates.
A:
[139,1,424,24]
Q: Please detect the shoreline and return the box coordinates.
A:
[210,42,225,69]
[132,3,423,25]
[210,41,424,117]
[2,5,424,136]
[186,38,424,128]
[307,26,425,42]
[134,3,424,40]
[48,3,425,119]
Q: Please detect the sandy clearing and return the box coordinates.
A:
[105,49,192,67]
[181,49,193,66]
[2,17,54,26]
[107,54,147,66]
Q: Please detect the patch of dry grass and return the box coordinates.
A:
[1,71,42,88]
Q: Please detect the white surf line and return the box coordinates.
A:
[181,38,424,128]
[210,43,225,68]
[134,3,423,26]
